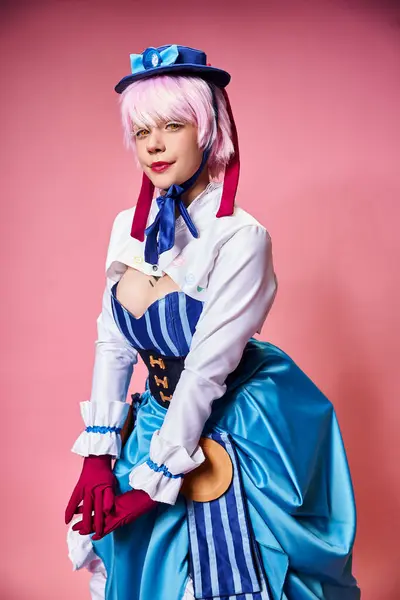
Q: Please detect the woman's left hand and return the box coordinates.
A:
[72,489,157,540]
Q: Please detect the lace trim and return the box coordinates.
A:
[85,425,122,434]
[146,458,184,479]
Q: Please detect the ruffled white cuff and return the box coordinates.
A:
[71,401,130,459]
[129,430,205,505]
[67,519,97,571]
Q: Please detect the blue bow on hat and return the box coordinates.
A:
[130,45,179,75]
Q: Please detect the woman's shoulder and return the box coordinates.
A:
[109,205,136,238]
[204,200,271,256]
[230,204,269,235]
[104,205,146,281]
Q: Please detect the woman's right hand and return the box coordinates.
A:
[65,454,116,537]
[72,488,158,540]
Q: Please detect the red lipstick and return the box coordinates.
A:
[151,161,173,173]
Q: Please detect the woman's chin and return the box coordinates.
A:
[149,174,174,190]
[146,167,188,191]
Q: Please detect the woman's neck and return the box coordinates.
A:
[158,168,211,218]
[181,168,210,208]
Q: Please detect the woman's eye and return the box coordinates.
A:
[166,123,182,131]
[135,129,148,138]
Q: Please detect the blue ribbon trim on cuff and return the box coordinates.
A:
[85,425,122,434]
[146,458,184,479]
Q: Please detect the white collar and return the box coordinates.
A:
[107,181,228,278]
[146,181,225,272]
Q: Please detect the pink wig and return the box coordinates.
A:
[119,75,234,179]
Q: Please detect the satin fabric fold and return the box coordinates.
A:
[144,186,199,265]
[92,338,360,600]
[144,150,210,265]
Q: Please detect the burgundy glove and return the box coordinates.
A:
[65,454,116,536]
[72,489,157,540]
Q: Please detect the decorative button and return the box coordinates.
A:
[154,375,169,389]
[185,273,195,285]
[133,256,143,263]
[152,265,158,271]
[172,256,185,267]
[149,355,166,370]
[142,47,162,70]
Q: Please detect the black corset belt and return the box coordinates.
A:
[136,348,186,408]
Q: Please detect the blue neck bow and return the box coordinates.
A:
[144,149,210,265]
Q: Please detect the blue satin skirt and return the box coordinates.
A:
[93,339,360,600]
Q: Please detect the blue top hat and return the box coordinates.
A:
[114,44,231,93]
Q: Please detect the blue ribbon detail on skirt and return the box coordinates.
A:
[186,432,271,600]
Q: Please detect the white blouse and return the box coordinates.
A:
[71,182,278,504]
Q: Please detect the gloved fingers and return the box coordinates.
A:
[92,513,120,541]
[92,530,109,541]
[72,519,84,532]
[92,493,152,540]
[103,486,115,515]
[65,484,83,524]
[71,518,94,535]
[81,489,94,535]
[94,488,105,537]
[70,486,113,516]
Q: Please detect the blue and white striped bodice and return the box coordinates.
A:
[111,282,204,357]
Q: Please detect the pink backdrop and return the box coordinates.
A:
[1,0,399,598]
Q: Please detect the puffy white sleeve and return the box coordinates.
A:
[129,224,278,503]
[71,218,138,459]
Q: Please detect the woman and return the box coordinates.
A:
[66,45,361,600]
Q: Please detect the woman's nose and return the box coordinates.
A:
[146,129,165,154]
